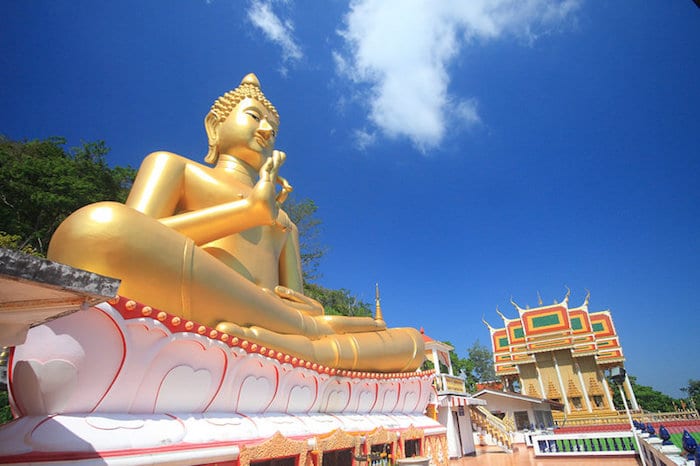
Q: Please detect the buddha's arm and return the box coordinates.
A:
[158,153,283,245]
[278,220,304,292]
[125,152,186,217]
[123,152,270,244]
[158,195,275,245]
[273,222,324,316]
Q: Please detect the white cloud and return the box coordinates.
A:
[353,128,377,151]
[335,0,581,152]
[247,1,302,63]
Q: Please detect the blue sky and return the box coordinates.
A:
[2,1,699,398]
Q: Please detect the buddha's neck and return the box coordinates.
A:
[215,154,257,185]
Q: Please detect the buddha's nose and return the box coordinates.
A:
[258,119,273,139]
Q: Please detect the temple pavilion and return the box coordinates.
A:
[484,291,638,424]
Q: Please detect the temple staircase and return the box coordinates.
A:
[469,405,513,452]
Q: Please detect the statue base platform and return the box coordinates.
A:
[2,296,446,465]
[0,412,445,465]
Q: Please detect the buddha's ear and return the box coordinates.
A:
[204,112,219,145]
[204,112,219,164]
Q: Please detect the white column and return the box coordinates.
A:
[624,373,639,410]
[574,362,593,412]
[535,365,546,399]
[431,349,441,375]
[552,353,570,414]
[600,370,615,411]
[519,376,527,396]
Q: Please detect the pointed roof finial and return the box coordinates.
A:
[562,286,571,304]
[496,306,508,322]
[510,295,524,312]
[537,291,543,306]
[374,283,384,323]
[583,288,590,307]
[482,314,494,331]
[240,72,261,88]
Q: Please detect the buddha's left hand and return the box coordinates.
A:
[272,285,324,316]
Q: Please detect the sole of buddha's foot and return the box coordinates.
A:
[215,321,244,336]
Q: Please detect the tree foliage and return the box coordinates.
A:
[0,231,40,256]
[284,196,327,283]
[0,136,136,254]
[284,196,372,317]
[609,375,678,412]
[681,379,700,412]
[467,339,496,383]
[424,339,494,393]
[304,283,372,317]
[443,340,477,391]
[0,388,11,425]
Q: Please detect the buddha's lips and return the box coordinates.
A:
[255,134,271,148]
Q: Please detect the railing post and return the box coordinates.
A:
[617,381,647,466]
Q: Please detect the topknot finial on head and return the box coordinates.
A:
[240,73,261,88]
[208,72,278,124]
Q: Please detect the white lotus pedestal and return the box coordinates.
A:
[1,295,447,465]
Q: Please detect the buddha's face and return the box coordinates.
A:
[216,97,279,169]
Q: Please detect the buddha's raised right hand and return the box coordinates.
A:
[249,150,286,224]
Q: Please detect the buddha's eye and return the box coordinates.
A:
[246,112,261,122]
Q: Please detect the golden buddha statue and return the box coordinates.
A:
[48,74,423,372]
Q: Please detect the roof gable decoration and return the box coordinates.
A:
[568,309,593,335]
[566,378,581,397]
[588,376,604,395]
[589,311,618,338]
[546,380,561,400]
[521,305,571,337]
[483,315,510,355]
[527,382,542,398]
[496,307,527,344]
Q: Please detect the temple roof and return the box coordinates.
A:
[485,291,626,374]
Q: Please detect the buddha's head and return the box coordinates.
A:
[204,73,280,168]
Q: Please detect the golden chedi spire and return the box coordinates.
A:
[375,283,385,324]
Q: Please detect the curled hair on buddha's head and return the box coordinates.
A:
[204,73,280,164]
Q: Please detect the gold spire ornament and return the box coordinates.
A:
[374,283,384,323]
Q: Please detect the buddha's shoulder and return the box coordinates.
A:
[141,151,207,169]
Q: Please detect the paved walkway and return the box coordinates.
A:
[449,445,640,466]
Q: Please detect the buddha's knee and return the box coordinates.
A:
[48,202,182,281]
[49,202,127,266]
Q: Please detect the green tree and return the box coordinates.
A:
[681,379,700,412]
[443,340,477,391]
[284,196,327,283]
[283,196,373,317]
[609,375,678,412]
[304,283,372,317]
[0,136,135,255]
[0,388,11,425]
[467,339,496,382]
[0,231,40,256]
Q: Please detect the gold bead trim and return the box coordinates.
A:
[108,296,433,380]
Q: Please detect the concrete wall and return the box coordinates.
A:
[438,405,476,458]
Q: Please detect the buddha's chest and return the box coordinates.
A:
[179,175,252,210]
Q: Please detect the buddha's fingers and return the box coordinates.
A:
[274,285,324,316]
